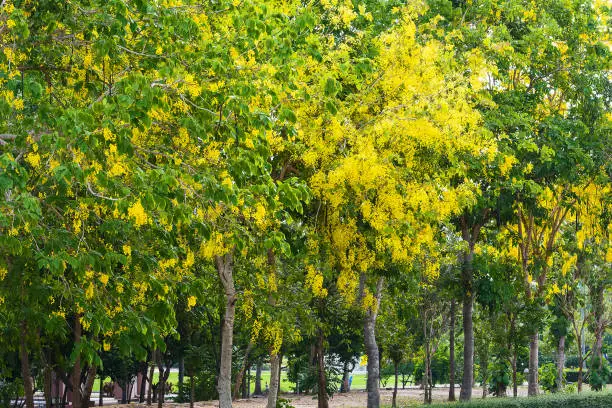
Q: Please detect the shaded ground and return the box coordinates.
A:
[105,386,531,408]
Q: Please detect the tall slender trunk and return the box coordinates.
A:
[43,366,52,408]
[254,362,263,395]
[156,353,166,408]
[266,354,281,408]
[448,299,456,401]
[72,315,83,408]
[140,367,148,403]
[233,342,253,401]
[423,343,431,405]
[247,365,251,397]
[179,356,185,392]
[315,332,329,408]
[392,362,398,408]
[511,349,518,398]
[364,277,384,408]
[100,373,105,406]
[577,354,584,393]
[480,342,489,399]
[19,321,35,408]
[556,335,565,392]
[589,280,606,391]
[190,374,195,408]
[241,367,248,399]
[460,249,475,401]
[527,332,539,396]
[147,355,155,405]
[216,253,236,408]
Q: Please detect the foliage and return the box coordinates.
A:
[540,363,561,393]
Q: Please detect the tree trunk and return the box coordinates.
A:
[254,362,263,396]
[460,249,475,402]
[233,342,254,401]
[556,335,565,392]
[100,373,105,406]
[314,331,329,408]
[179,356,185,393]
[423,345,431,405]
[577,354,583,393]
[72,315,83,408]
[147,356,155,405]
[341,361,350,393]
[43,366,52,408]
[448,299,456,401]
[589,279,606,391]
[512,349,518,398]
[241,367,248,399]
[140,367,148,403]
[157,353,166,408]
[216,253,236,408]
[81,366,97,407]
[266,354,281,408]
[392,362,398,408]
[190,374,195,408]
[247,365,251,397]
[527,332,539,396]
[364,277,384,408]
[480,342,489,399]
[19,321,35,408]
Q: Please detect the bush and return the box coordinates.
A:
[539,363,559,392]
[421,391,612,408]
[488,361,510,397]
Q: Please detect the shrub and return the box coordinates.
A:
[488,361,510,397]
[421,391,612,408]
[539,363,558,393]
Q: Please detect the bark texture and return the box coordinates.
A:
[459,249,475,401]
[556,335,565,392]
[364,277,384,408]
[266,354,281,408]
[254,362,263,395]
[527,332,539,396]
[216,253,236,408]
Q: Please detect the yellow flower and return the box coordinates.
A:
[122,245,132,256]
[127,199,148,227]
[85,283,94,299]
[103,341,111,352]
[25,153,41,168]
[187,295,197,310]
[99,273,109,285]
[12,98,24,110]
[0,266,7,280]
[83,54,93,69]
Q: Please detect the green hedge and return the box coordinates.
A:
[419,392,612,408]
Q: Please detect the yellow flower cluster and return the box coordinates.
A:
[187,295,197,310]
[305,265,327,298]
[127,199,148,227]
